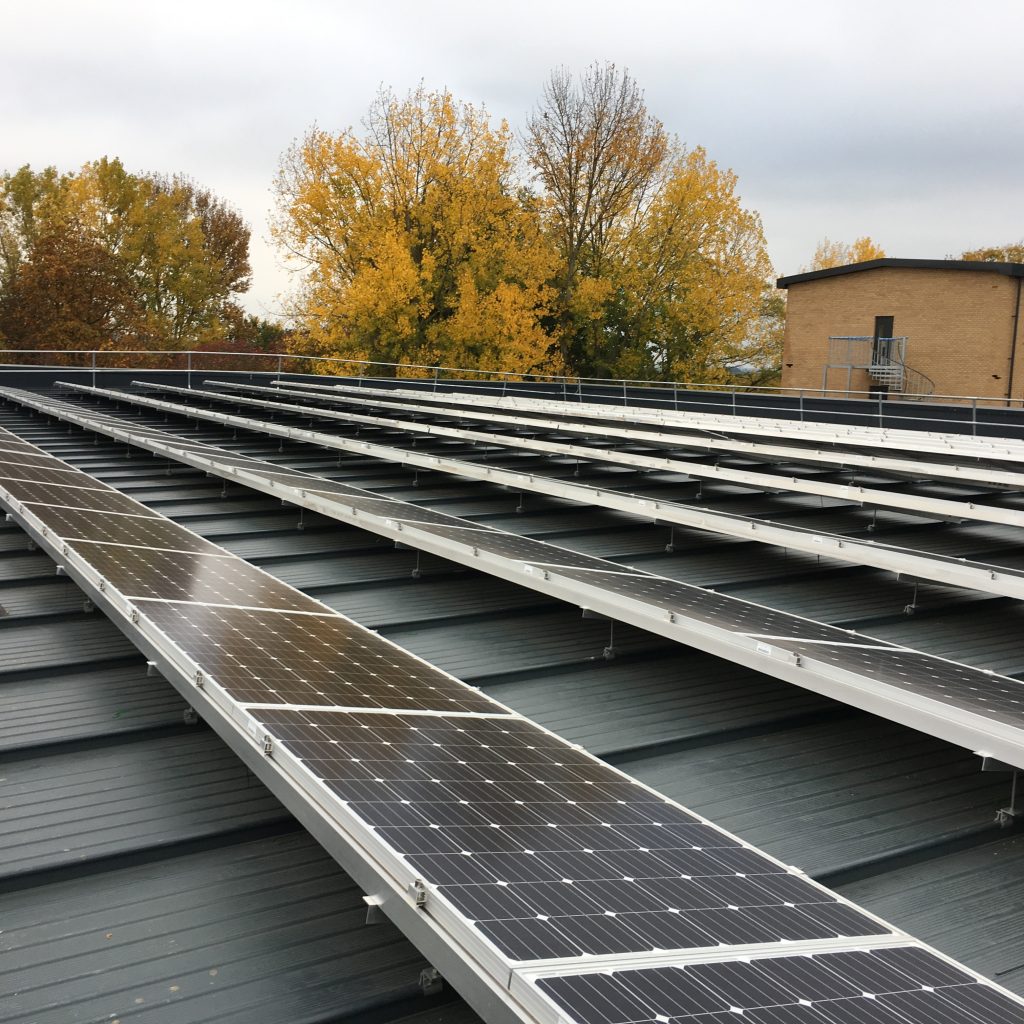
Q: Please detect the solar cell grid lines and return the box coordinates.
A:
[778,641,1024,728]
[408,522,626,571]
[24,505,224,553]
[140,602,503,713]
[252,707,891,962]
[534,946,1024,1024]
[78,542,326,611]
[0,463,119,488]
[0,477,160,516]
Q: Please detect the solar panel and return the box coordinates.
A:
[76,542,327,611]
[407,522,634,570]
[187,379,1024,527]
[0,477,161,515]
[21,505,224,552]
[47,383,1024,611]
[248,706,890,961]
[140,602,502,712]
[533,946,1024,1024]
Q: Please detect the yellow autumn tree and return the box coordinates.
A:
[607,147,774,382]
[806,236,886,271]
[526,63,774,381]
[273,87,558,376]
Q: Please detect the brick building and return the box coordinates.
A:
[777,258,1024,401]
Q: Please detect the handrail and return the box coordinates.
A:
[0,347,1021,409]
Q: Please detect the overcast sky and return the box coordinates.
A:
[3,0,1022,319]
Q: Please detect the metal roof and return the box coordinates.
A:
[1,374,1024,1022]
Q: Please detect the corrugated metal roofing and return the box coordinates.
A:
[2,379,1024,1021]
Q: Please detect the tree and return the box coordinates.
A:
[526,63,668,370]
[602,147,774,382]
[273,86,556,375]
[0,218,139,350]
[805,236,886,271]
[960,241,1024,263]
[526,63,773,381]
[0,158,251,351]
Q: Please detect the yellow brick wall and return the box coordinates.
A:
[780,268,1022,401]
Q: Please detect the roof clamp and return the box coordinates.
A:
[418,967,444,996]
[362,894,384,925]
[194,670,205,689]
[54,565,67,577]
[129,607,140,624]
[409,878,428,909]
[263,735,273,757]
[82,598,95,614]
[26,538,36,551]
[183,707,199,726]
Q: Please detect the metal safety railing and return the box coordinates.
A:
[0,347,1019,433]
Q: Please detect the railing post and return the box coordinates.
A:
[91,350,96,389]
[277,354,283,379]
[972,398,977,436]
[187,351,192,390]
[799,392,804,422]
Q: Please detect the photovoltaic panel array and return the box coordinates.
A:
[29,383,1024,741]
[0,402,1022,1024]
[46,380,1024,611]
[234,376,1024,490]
[169,376,1024,529]
[255,706,887,962]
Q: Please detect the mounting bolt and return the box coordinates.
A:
[183,707,199,725]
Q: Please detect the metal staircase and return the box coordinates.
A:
[826,336,935,399]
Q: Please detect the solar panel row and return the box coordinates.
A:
[236,377,1024,490]
[149,378,1023,528]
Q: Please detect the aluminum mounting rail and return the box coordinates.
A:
[17,385,1024,772]
[348,380,1024,462]
[52,381,1024,600]
[136,378,1024,529]
[258,378,1024,490]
